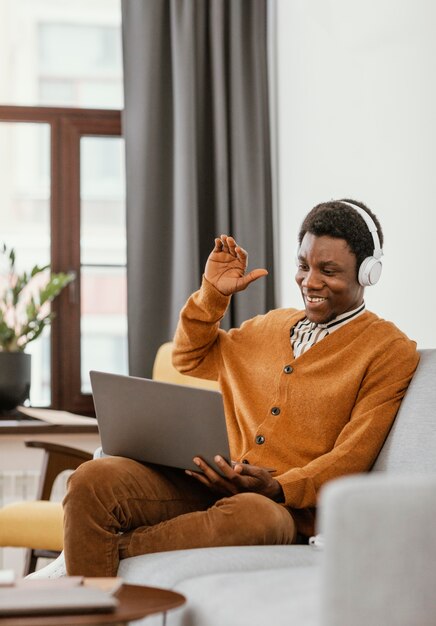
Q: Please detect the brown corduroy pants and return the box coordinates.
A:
[63,457,297,576]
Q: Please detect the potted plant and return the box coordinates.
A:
[0,243,74,413]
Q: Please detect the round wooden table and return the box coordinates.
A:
[0,584,186,626]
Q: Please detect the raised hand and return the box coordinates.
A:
[204,235,268,296]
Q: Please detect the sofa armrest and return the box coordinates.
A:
[319,473,436,626]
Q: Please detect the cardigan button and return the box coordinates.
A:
[271,407,281,416]
[255,435,265,445]
[283,365,293,374]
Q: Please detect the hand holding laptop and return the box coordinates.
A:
[186,455,284,502]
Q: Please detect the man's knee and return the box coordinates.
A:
[228,492,285,523]
[68,457,111,490]
[218,492,296,544]
[66,457,134,501]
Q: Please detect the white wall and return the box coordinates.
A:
[276,0,436,348]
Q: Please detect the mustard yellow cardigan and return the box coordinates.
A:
[173,278,419,535]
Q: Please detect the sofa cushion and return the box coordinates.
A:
[120,563,320,626]
[118,544,321,588]
[0,501,63,550]
[372,349,436,472]
[167,565,320,626]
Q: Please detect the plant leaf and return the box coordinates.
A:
[30,264,50,278]
[1,243,76,350]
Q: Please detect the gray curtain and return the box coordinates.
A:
[122,0,275,377]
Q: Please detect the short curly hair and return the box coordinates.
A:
[298,199,383,278]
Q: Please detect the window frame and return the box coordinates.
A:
[0,104,122,415]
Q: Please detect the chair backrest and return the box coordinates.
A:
[152,342,219,391]
[372,349,436,473]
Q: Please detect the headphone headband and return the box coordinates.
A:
[339,201,383,260]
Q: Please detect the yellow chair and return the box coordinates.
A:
[0,440,92,575]
[152,341,219,391]
[0,342,218,575]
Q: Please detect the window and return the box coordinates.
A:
[0,0,125,414]
[80,136,127,395]
[0,121,51,405]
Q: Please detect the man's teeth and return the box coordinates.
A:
[306,296,326,303]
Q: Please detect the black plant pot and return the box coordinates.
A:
[0,352,31,413]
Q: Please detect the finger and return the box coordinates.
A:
[234,245,248,262]
[194,457,239,494]
[220,235,230,252]
[234,268,269,292]
[232,461,277,474]
[214,455,239,479]
[226,237,238,258]
[214,457,252,491]
[213,238,223,252]
[186,469,215,487]
[231,463,270,481]
[193,457,226,484]
[232,463,277,475]
[186,470,228,494]
[232,463,258,476]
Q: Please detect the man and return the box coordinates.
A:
[61,199,418,576]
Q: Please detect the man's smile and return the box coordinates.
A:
[305,295,327,303]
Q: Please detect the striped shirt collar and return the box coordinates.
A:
[291,302,366,358]
[310,301,366,333]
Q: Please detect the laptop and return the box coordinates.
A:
[90,370,231,475]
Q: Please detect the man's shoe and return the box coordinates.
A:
[25,551,67,579]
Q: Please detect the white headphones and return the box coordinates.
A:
[339,200,383,287]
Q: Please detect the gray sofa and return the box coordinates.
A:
[115,348,436,626]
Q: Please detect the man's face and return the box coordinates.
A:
[295,233,364,324]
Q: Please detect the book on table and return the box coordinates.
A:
[0,577,121,616]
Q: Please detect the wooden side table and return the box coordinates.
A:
[0,584,186,625]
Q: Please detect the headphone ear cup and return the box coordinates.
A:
[358,257,383,286]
